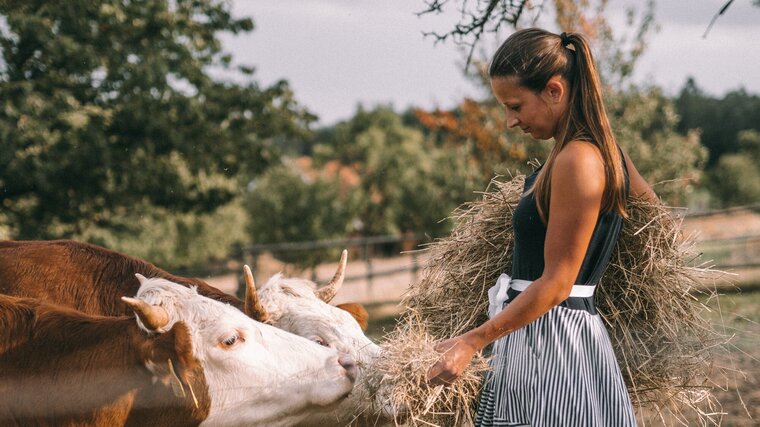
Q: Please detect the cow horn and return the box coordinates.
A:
[315,249,347,303]
[122,296,170,331]
[244,265,269,323]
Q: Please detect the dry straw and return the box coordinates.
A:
[364,174,730,427]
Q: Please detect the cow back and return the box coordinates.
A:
[0,240,243,316]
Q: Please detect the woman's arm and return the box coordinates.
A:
[623,150,659,204]
[427,141,605,386]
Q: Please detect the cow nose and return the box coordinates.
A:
[338,354,357,382]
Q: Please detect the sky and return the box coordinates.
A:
[222,0,760,126]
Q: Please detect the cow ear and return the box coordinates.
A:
[336,302,369,332]
[146,322,209,414]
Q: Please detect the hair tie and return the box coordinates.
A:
[560,32,571,47]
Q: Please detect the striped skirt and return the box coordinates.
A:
[475,305,636,427]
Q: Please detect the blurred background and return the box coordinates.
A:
[1,1,759,423]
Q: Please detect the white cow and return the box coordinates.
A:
[252,251,397,426]
[127,275,357,427]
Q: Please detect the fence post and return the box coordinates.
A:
[411,250,419,283]
[364,241,373,290]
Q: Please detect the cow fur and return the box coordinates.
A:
[0,240,242,317]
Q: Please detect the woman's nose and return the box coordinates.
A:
[506,114,519,128]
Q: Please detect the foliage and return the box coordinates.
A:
[313,106,484,239]
[77,199,249,270]
[243,162,359,267]
[675,77,760,164]
[0,0,314,239]
[415,97,550,177]
[607,85,707,206]
[706,130,760,207]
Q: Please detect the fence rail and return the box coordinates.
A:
[695,233,760,273]
[234,234,429,298]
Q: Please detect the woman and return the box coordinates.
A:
[426,28,657,426]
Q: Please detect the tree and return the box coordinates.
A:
[313,106,483,238]
[415,97,550,178]
[675,78,760,164]
[243,161,360,267]
[707,130,760,207]
[607,85,707,205]
[0,0,314,238]
[79,200,250,270]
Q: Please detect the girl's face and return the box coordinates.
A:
[490,75,569,141]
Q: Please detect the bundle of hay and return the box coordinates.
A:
[365,174,728,426]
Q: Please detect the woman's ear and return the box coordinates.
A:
[544,76,566,104]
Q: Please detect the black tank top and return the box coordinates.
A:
[507,148,629,313]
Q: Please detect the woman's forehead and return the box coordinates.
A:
[490,76,533,102]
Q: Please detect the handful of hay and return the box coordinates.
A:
[365,175,728,426]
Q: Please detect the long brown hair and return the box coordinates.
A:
[489,28,627,221]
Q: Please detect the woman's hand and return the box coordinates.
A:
[426,335,479,387]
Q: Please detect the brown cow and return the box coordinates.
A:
[0,239,245,317]
[0,294,209,426]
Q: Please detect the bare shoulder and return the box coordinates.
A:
[552,140,605,194]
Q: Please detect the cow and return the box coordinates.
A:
[0,276,357,426]
[0,240,396,425]
[255,265,398,426]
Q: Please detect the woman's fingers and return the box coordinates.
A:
[427,345,459,386]
[427,362,456,386]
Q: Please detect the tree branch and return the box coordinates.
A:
[418,0,529,68]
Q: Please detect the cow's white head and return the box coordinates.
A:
[123,275,356,427]
[252,251,397,425]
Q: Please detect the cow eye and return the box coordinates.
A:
[221,332,244,348]
[312,337,328,347]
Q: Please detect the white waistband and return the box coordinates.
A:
[487,274,596,319]
[509,279,596,298]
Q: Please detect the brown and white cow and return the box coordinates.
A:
[0,277,357,426]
